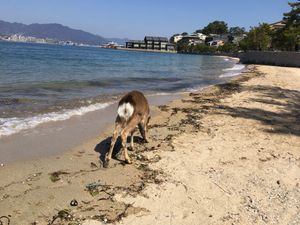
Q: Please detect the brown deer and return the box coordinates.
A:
[104,91,150,168]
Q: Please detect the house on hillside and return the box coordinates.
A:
[193,32,207,41]
[269,21,286,30]
[229,34,247,44]
[177,32,207,46]
[172,34,184,43]
[175,32,207,45]
[178,35,204,46]
[205,33,246,46]
[126,36,175,51]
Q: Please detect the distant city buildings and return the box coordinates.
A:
[126,36,175,51]
[0,34,90,46]
[0,34,58,44]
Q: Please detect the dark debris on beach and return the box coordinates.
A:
[28,65,266,224]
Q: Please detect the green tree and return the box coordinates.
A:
[193,44,217,53]
[201,21,228,35]
[229,26,246,36]
[176,41,189,52]
[218,43,239,53]
[181,32,188,36]
[284,0,300,26]
[239,23,273,51]
[273,1,300,51]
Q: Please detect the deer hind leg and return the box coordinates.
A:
[121,117,140,164]
[138,115,150,143]
[120,129,132,164]
[104,122,121,168]
[129,129,135,151]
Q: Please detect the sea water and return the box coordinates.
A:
[0,41,244,137]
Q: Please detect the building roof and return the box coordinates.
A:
[145,36,169,42]
[127,40,145,44]
[269,20,286,29]
[181,35,201,39]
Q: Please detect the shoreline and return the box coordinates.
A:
[0,54,240,164]
[0,93,182,164]
[1,64,299,224]
[116,47,177,54]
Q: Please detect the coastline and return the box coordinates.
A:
[116,47,177,54]
[0,93,182,164]
[1,64,300,225]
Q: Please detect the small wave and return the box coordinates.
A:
[148,92,170,96]
[220,64,245,78]
[223,64,245,71]
[0,102,113,137]
[219,72,242,78]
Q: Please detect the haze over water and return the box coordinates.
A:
[0,41,244,137]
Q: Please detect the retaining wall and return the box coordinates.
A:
[237,51,300,68]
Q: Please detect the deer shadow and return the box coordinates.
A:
[94,135,145,166]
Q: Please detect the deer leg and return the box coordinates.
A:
[129,129,135,151]
[121,129,131,164]
[138,118,149,143]
[145,115,151,142]
[104,122,121,167]
[121,117,140,164]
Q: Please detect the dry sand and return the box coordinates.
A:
[0,65,300,225]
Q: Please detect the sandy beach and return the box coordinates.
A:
[0,64,300,225]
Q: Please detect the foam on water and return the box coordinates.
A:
[0,102,113,138]
[220,64,245,78]
[223,64,245,71]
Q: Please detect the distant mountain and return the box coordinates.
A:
[106,38,129,45]
[0,20,108,45]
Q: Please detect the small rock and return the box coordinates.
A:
[90,162,98,168]
[70,199,78,206]
[0,163,4,167]
[277,180,280,185]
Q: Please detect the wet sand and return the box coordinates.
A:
[0,65,300,225]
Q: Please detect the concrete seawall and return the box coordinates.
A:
[237,51,300,68]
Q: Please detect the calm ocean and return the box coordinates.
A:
[0,41,244,137]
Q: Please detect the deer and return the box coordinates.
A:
[104,91,150,168]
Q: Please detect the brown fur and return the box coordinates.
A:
[104,91,150,167]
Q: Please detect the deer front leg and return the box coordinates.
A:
[138,122,149,143]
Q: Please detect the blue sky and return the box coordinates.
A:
[0,0,291,39]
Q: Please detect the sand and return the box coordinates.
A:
[0,65,299,225]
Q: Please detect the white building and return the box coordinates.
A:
[194,32,207,41]
[173,34,184,43]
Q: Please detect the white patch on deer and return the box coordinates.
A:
[118,103,134,121]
